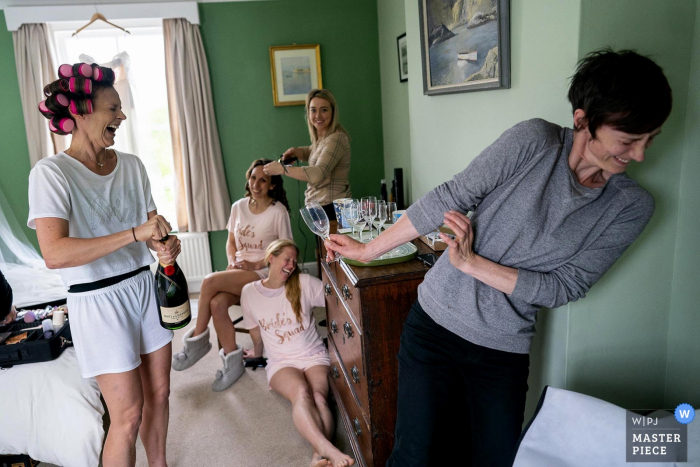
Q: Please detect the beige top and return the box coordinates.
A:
[299,131,351,206]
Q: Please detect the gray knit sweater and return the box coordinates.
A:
[407,119,655,354]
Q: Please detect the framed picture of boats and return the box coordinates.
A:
[418,0,510,95]
[270,44,322,106]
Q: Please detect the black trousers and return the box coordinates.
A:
[387,301,530,467]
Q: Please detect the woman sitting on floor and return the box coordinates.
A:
[172,159,293,392]
[241,239,354,467]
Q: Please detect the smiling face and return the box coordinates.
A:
[308,97,332,137]
[268,246,298,283]
[583,124,661,174]
[74,86,126,148]
[247,165,275,201]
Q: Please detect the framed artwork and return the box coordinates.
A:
[418,0,510,95]
[269,44,322,106]
[397,33,408,82]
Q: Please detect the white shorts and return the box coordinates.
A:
[67,270,173,378]
[254,267,269,279]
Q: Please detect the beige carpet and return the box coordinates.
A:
[129,303,352,467]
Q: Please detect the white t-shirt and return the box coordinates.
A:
[226,198,293,264]
[28,151,157,287]
[241,274,326,362]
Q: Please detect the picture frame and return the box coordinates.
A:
[397,33,408,82]
[418,0,510,96]
[269,44,322,106]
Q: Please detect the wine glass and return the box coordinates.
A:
[377,200,388,233]
[300,202,342,262]
[387,202,397,227]
[361,196,377,240]
[342,199,360,237]
[355,202,368,242]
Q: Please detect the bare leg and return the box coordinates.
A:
[304,365,334,440]
[210,292,240,355]
[96,369,144,467]
[271,368,354,467]
[192,270,260,337]
[139,343,172,467]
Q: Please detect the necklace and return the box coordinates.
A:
[70,147,106,169]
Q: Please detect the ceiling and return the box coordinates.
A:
[0,0,262,9]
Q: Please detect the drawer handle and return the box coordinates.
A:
[343,322,354,339]
[330,320,338,334]
[341,284,351,300]
[353,418,362,437]
[331,365,339,380]
[324,283,332,296]
[351,366,360,384]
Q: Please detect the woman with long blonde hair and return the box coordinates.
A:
[263,89,351,221]
[240,239,354,467]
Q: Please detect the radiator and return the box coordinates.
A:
[168,232,212,293]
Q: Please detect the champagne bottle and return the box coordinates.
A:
[154,236,191,330]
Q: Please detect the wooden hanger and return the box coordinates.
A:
[72,13,131,37]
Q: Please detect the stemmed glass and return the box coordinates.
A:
[387,202,397,226]
[342,199,360,237]
[300,202,342,262]
[377,200,388,233]
[354,202,368,242]
[361,196,377,240]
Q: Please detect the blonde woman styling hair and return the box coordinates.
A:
[263,89,351,221]
[240,239,354,467]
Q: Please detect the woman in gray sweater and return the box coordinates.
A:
[325,49,672,466]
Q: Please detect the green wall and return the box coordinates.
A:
[665,0,700,408]
[570,0,697,409]
[199,0,384,270]
[377,0,411,204]
[0,11,37,251]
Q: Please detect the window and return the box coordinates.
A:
[50,19,178,230]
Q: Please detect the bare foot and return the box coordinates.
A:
[310,453,330,467]
[318,445,354,467]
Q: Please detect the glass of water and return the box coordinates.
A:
[342,199,360,237]
[300,202,342,262]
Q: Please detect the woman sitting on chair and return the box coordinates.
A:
[172,159,293,392]
[241,239,354,467]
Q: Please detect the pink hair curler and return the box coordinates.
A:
[58,63,93,79]
[85,79,92,94]
[69,100,78,115]
[58,64,73,79]
[92,67,103,81]
[69,77,77,93]
[55,117,74,133]
[39,100,54,115]
[55,93,69,107]
[48,120,58,132]
[86,99,93,114]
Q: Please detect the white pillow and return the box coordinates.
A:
[0,347,104,467]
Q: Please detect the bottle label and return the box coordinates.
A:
[160,302,191,324]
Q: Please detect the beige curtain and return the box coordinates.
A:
[163,18,231,233]
[13,23,68,167]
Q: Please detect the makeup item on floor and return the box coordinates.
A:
[154,235,191,330]
[42,319,54,339]
[23,311,36,323]
[5,332,28,345]
[52,309,66,329]
[243,356,267,370]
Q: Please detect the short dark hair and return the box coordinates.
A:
[568,49,672,137]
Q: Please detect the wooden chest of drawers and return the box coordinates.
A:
[319,233,434,467]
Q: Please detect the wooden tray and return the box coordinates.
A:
[339,233,418,267]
